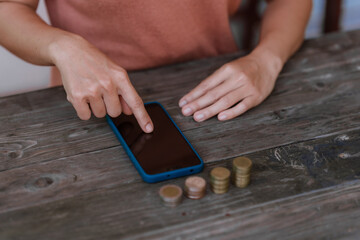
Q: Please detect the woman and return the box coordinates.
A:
[0,0,312,133]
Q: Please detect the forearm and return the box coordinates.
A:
[250,0,312,72]
[0,1,81,66]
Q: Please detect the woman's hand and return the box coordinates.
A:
[179,52,282,122]
[178,0,312,122]
[49,35,153,133]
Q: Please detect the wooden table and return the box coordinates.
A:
[1,30,360,240]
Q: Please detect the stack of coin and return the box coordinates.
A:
[184,176,207,199]
[210,167,231,194]
[159,184,183,207]
[232,156,252,188]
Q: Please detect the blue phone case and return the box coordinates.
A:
[106,101,204,183]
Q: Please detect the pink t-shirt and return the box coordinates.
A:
[45,0,241,85]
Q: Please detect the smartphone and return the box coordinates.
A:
[106,101,204,183]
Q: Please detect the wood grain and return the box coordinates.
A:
[1,30,360,173]
[1,30,360,239]
[0,128,359,239]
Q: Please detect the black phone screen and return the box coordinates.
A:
[110,103,202,175]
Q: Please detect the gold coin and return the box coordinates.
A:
[233,157,252,172]
[211,187,229,194]
[210,181,229,187]
[210,178,229,184]
[210,180,230,186]
[233,174,250,179]
[159,184,183,202]
[210,167,231,180]
[233,178,250,188]
[234,178,250,183]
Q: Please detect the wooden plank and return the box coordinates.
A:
[1,55,360,172]
[182,69,360,162]
[0,28,359,240]
[1,31,360,134]
[0,128,359,239]
[2,47,360,134]
[137,181,360,240]
[282,29,360,74]
[0,115,116,171]
[0,87,68,117]
[1,30,360,119]
[0,147,135,213]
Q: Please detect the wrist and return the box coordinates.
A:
[47,33,86,67]
[249,46,284,76]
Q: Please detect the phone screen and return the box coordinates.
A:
[110,103,202,175]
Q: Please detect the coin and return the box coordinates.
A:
[233,157,252,174]
[232,156,252,188]
[184,176,207,199]
[210,167,230,194]
[233,176,250,188]
[159,184,183,207]
[210,186,228,194]
[233,174,250,180]
[185,176,206,192]
[210,167,231,180]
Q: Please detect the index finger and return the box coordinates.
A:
[117,77,153,133]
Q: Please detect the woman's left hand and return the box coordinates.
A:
[179,53,282,122]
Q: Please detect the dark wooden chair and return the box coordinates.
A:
[324,0,342,33]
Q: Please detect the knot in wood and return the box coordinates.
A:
[34,177,54,188]
[8,151,19,158]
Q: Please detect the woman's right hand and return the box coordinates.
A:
[49,35,153,133]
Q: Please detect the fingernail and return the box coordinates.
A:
[183,107,192,115]
[195,113,204,121]
[179,100,187,107]
[218,114,227,120]
[145,123,153,132]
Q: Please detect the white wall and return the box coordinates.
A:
[0,0,50,97]
[343,0,360,31]
[305,0,326,38]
